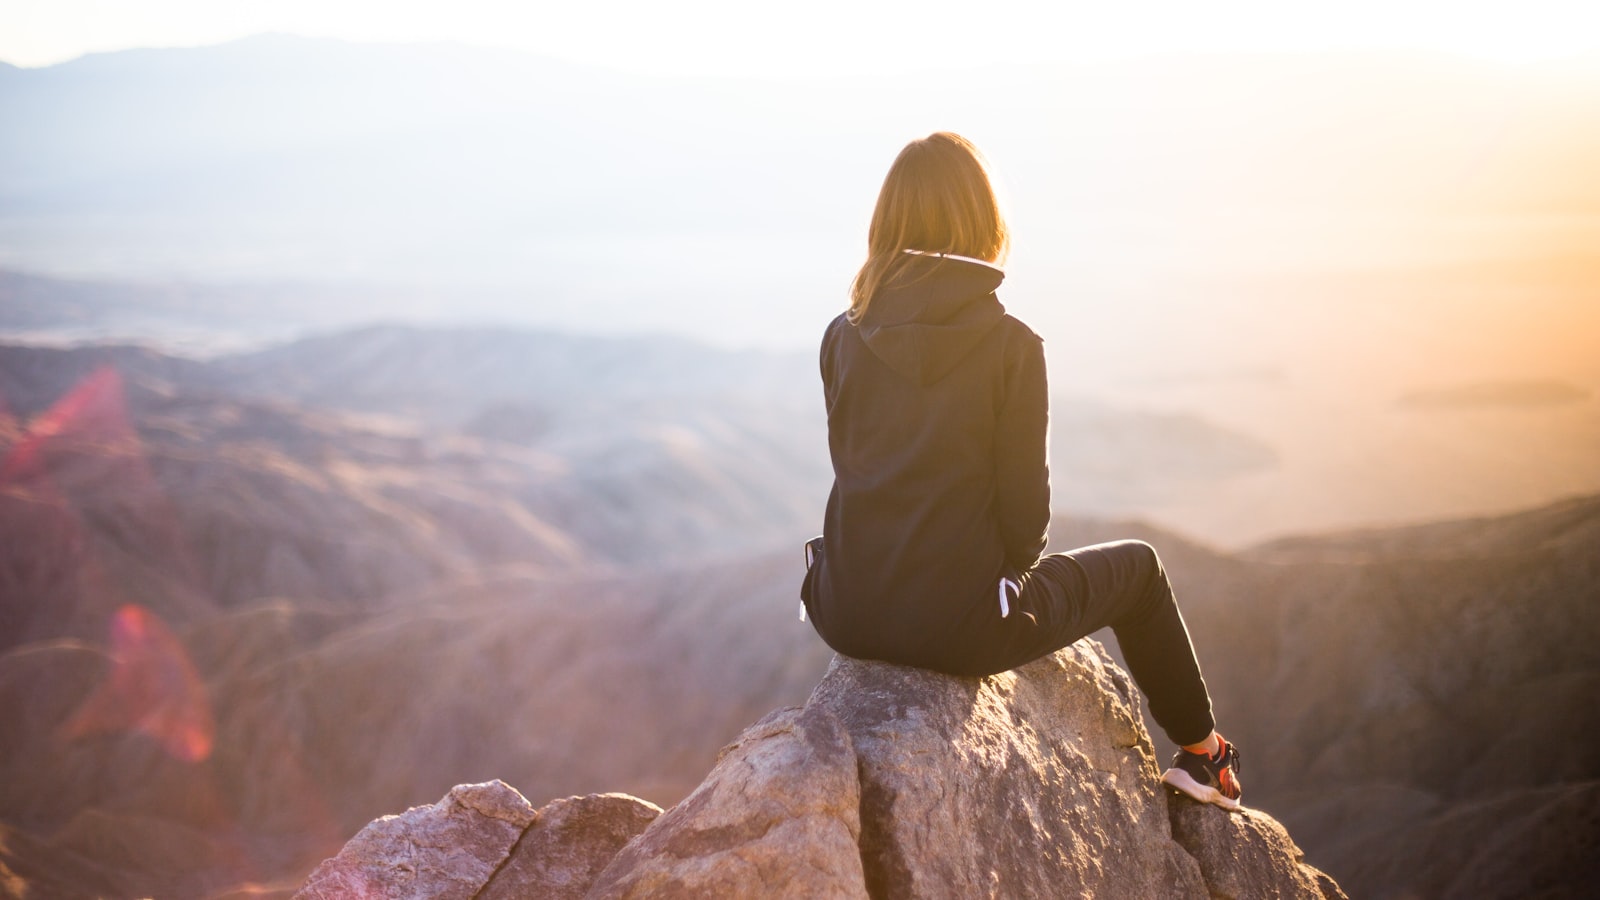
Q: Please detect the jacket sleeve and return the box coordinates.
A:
[994,329,1051,570]
[819,314,844,413]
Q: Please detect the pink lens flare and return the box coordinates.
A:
[1,365,130,483]
[5,363,357,884]
[59,603,216,763]
[2,362,210,631]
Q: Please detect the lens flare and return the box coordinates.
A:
[0,365,217,762]
[59,603,216,762]
[0,365,129,484]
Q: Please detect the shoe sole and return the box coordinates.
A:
[1161,767,1242,811]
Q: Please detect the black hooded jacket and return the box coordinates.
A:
[804,253,1051,668]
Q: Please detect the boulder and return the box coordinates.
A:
[295,782,659,900]
[585,704,867,899]
[295,781,535,900]
[1169,797,1349,899]
[806,644,1207,898]
[301,640,1345,899]
[481,793,663,900]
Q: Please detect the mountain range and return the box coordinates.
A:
[1,326,1596,897]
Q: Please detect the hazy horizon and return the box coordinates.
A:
[4,34,1598,345]
[4,32,1598,546]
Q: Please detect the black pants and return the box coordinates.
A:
[938,539,1217,747]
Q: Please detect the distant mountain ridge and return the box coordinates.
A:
[0,326,1281,551]
[220,323,814,423]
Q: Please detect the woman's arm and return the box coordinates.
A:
[820,314,844,412]
[994,329,1051,570]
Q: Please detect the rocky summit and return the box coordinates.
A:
[299,640,1344,899]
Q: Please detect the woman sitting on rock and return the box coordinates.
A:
[799,131,1242,810]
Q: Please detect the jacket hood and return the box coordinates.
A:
[857,254,1007,386]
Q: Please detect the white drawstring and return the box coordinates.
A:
[800,538,821,622]
[998,576,1020,618]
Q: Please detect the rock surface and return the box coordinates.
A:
[1170,796,1349,900]
[294,783,660,900]
[587,704,868,899]
[480,793,663,900]
[812,645,1205,899]
[295,781,537,900]
[301,641,1344,899]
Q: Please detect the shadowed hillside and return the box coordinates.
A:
[1051,500,1600,899]
[1222,498,1600,897]
[0,554,832,898]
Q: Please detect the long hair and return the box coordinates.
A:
[847,132,1010,324]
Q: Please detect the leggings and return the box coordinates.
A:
[937,539,1217,747]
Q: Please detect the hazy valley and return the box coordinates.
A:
[0,325,1596,897]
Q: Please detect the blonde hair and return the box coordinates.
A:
[847,132,1010,324]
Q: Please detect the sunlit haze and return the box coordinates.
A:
[4,0,1600,71]
[1,1,1598,543]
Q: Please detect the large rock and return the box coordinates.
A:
[808,644,1206,899]
[1170,796,1349,900]
[586,704,868,899]
[294,782,660,900]
[301,640,1344,899]
[480,793,663,900]
[295,781,536,900]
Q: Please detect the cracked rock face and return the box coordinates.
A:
[586,704,868,899]
[300,640,1343,899]
[809,643,1207,899]
[481,793,664,900]
[295,781,537,900]
[1169,797,1349,900]
[294,783,660,900]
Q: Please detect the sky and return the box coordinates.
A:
[4,0,1600,73]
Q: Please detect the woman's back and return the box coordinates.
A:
[805,251,1050,669]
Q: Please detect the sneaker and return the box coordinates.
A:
[1161,735,1243,811]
